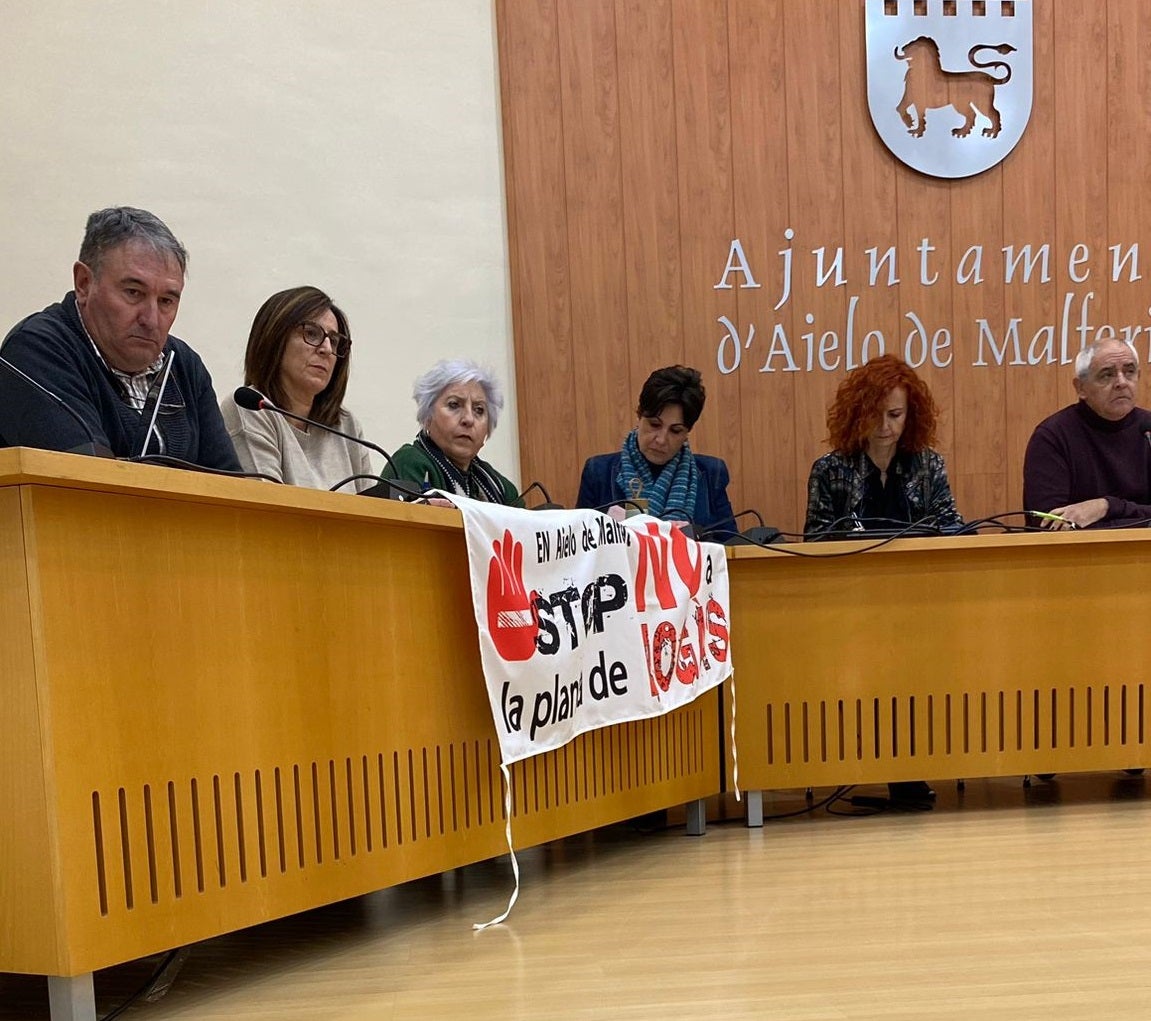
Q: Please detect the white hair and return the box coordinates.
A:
[1075,339,1138,380]
[412,358,504,431]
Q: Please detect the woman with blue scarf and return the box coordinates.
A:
[576,366,734,536]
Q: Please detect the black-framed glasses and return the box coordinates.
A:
[298,321,351,358]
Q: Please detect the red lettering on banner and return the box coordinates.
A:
[675,621,699,685]
[641,619,678,695]
[633,523,703,611]
[670,526,703,598]
[693,602,712,671]
[634,527,674,612]
[706,598,729,661]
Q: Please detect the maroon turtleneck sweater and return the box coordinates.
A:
[1023,401,1151,528]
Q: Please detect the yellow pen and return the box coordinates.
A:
[1030,510,1077,528]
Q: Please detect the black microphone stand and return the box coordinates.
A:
[0,355,114,457]
[234,386,399,477]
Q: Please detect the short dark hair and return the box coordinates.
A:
[243,286,351,427]
[78,207,188,275]
[636,365,706,429]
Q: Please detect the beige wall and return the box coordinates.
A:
[0,1,520,483]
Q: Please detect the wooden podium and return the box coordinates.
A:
[0,449,719,1020]
[726,530,1151,823]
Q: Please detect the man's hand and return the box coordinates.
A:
[1045,498,1109,530]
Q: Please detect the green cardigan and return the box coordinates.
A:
[384,441,520,505]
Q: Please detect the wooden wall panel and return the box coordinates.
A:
[783,2,849,531]
[613,2,683,476]
[1056,2,1108,329]
[497,0,575,501]
[837,2,903,530]
[950,164,1007,520]
[615,7,682,388]
[894,172,954,469]
[1003,0,1058,524]
[671,0,739,493]
[729,0,794,532]
[556,1,632,472]
[497,0,1151,534]
[1108,4,1151,336]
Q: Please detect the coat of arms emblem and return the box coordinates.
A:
[865,0,1033,179]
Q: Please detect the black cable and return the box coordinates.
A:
[98,948,182,1021]
[123,454,283,484]
[952,512,1038,534]
[517,481,558,507]
[329,473,381,492]
[701,509,767,539]
[947,510,1151,535]
[328,474,429,502]
[723,518,947,558]
[826,792,888,817]
[803,514,944,542]
[758,785,854,821]
[1086,515,1151,531]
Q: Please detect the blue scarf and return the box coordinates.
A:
[616,429,699,522]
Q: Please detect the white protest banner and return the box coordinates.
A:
[450,496,733,766]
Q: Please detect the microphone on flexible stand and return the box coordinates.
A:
[517,481,563,510]
[136,348,177,457]
[0,355,115,457]
[233,386,404,495]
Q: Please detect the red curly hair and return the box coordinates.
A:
[826,354,939,455]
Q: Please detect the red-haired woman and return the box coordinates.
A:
[805,354,962,538]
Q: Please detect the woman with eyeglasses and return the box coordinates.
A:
[220,285,375,491]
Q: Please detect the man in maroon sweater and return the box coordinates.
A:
[1023,338,1151,530]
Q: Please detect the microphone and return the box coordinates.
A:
[136,348,177,457]
[0,354,114,457]
[517,481,563,510]
[234,386,399,478]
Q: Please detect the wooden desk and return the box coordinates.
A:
[727,530,1151,823]
[0,449,718,1020]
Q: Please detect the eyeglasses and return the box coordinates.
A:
[298,321,351,358]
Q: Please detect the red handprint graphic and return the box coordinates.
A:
[486,529,539,661]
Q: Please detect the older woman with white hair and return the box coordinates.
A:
[383,358,519,503]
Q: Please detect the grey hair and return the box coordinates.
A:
[78,207,188,275]
[1075,339,1138,380]
[413,358,505,432]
